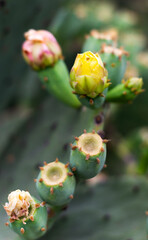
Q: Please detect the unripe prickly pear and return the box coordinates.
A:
[36,160,76,206]
[70,131,107,179]
[82,29,118,53]
[106,77,144,103]
[4,190,48,240]
[70,51,110,109]
[100,45,129,89]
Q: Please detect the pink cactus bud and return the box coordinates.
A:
[22,29,62,70]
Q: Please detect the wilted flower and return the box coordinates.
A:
[22,29,62,70]
[70,51,109,98]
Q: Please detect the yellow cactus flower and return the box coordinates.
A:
[70,51,109,98]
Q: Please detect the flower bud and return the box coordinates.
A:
[70,51,109,98]
[22,29,62,70]
[126,77,143,91]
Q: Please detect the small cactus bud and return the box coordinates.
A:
[22,29,62,70]
[125,77,143,92]
[36,161,76,206]
[106,76,144,103]
[4,190,48,239]
[70,132,107,179]
[70,51,109,99]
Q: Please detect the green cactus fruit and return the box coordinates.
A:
[106,77,144,103]
[70,131,107,179]
[76,88,108,109]
[36,160,76,206]
[82,29,118,53]
[4,190,48,240]
[100,45,129,89]
[38,59,81,108]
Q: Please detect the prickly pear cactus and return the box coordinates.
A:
[0,97,148,240]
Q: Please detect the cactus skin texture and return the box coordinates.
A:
[36,161,76,206]
[9,197,48,240]
[100,45,128,89]
[106,77,144,103]
[70,131,107,179]
[38,59,81,108]
[82,29,118,53]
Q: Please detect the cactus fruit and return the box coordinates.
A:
[36,160,76,206]
[22,29,81,108]
[100,45,129,89]
[70,131,107,179]
[82,29,118,53]
[4,190,48,240]
[70,51,110,109]
[106,77,144,103]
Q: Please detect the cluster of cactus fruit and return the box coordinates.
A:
[4,28,144,239]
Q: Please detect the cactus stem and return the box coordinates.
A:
[72,167,76,172]
[50,187,54,195]
[5,222,9,226]
[55,158,59,163]
[101,147,104,152]
[67,172,73,177]
[59,182,63,187]
[34,179,37,182]
[39,166,44,171]
[44,77,48,82]
[84,129,87,133]
[89,99,94,105]
[30,216,34,221]
[123,91,127,95]
[35,203,40,209]
[96,158,100,164]
[74,137,79,141]
[104,164,107,168]
[65,163,70,168]
[41,227,46,232]
[103,139,110,143]
[44,161,47,165]
[72,145,78,150]
[20,228,25,234]
[39,178,43,183]
[69,195,74,199]
[86,154,90,160]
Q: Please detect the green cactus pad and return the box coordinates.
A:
[70,132,106,179]
[9,197,48,240]
[36,161,76,206]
